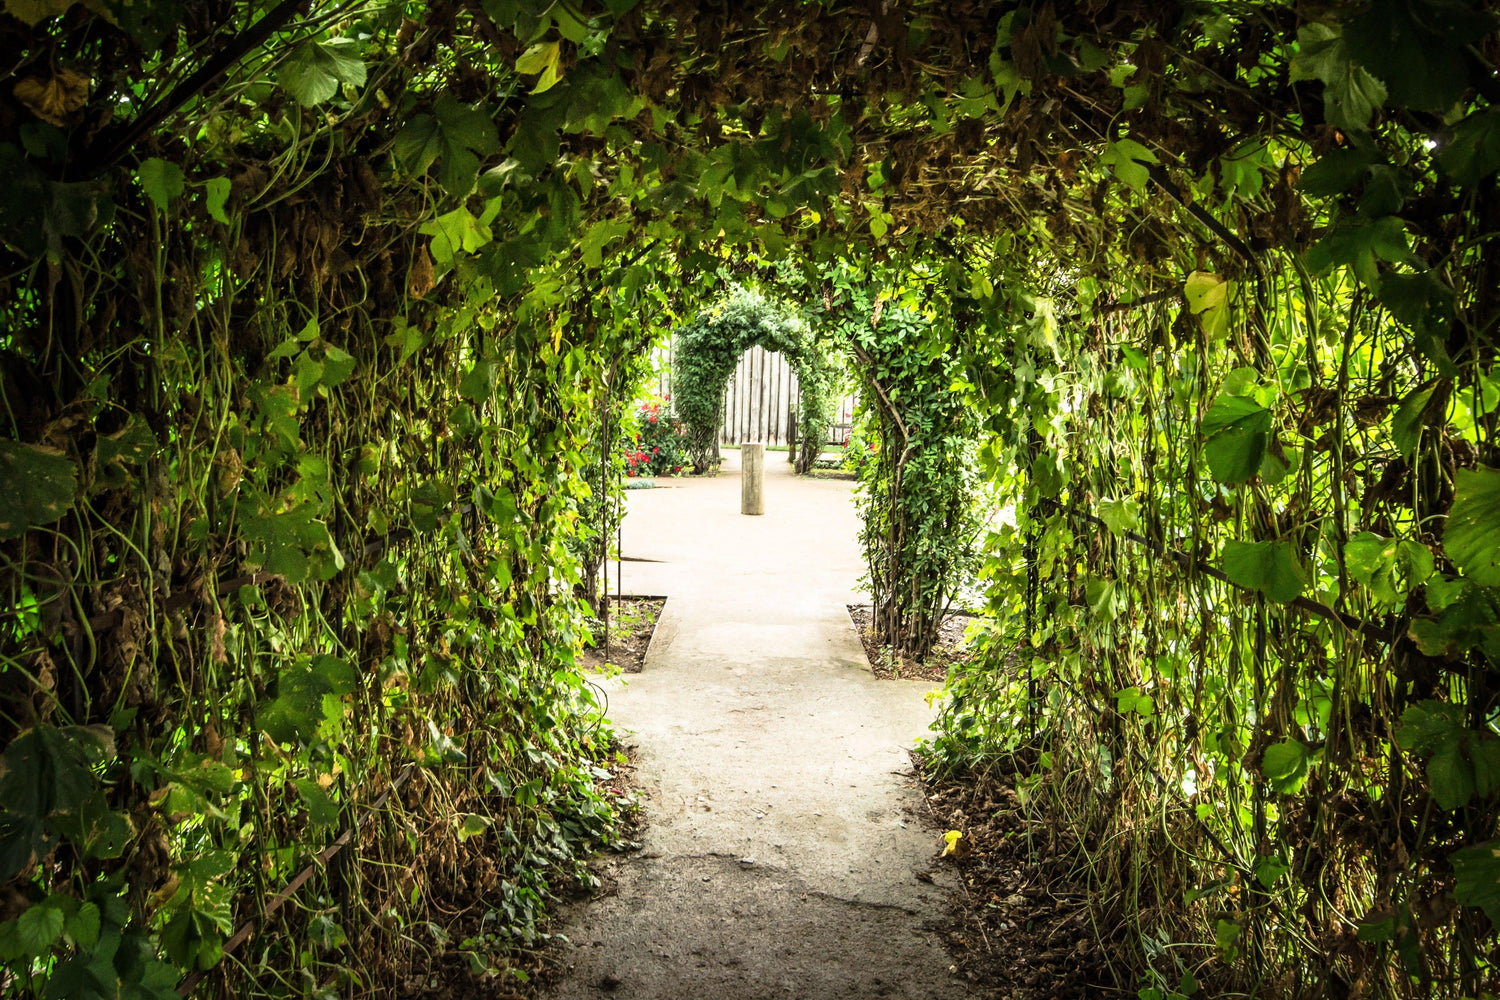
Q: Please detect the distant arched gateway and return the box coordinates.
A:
[671,288,838,474]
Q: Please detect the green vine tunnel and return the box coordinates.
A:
[0,1,1497,997]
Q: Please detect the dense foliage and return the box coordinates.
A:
[671,288,838,474]
[822,281,984,663]
[1,0,1499,996]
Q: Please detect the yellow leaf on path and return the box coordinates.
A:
[941,829,964,856]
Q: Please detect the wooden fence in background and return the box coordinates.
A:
[646,340,857,449]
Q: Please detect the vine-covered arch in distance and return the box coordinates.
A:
[671,289,839,475]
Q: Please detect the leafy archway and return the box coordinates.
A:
[671,289,838,474]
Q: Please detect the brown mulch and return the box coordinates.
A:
[582,597,666,673]
[914,755,1124,1000]
[847,604,980,681]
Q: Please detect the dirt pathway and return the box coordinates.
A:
[544,453,968,999]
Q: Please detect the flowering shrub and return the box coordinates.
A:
[625,397,689,477]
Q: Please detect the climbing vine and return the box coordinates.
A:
[1,0,1498,996]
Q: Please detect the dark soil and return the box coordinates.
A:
[847,604,979,681]
[582,598,666,673]
[914,755,1122,1000]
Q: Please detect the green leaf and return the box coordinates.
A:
[203,177,231,224]
[1305,216,1410,286]
[1429,742,1476,809]
[292,779,340,827]
[1300,145,1378,197]
[419,206,492,265]
[457,813,491,840]
[1223,539,1306,604]
[395,97,499,198]
[16,901,65,955]
[64,901,99,950]
[1392,381,1444,457]
[1438,108,1500,187]
[1184,270,1232,339]
[1290,23,1387,133]
[1261,739,1309,794]
[256,656,356,745]
[1114,686,1153,716]
[136,158,183,212]
[579,216,631,268]
[1446,466,1500,587]
[515,40,562,92]
[1101,138,1158,192]
[320,345,356,387]
[1453,840,1500,925]
[277,37,366,107]
[0,440,77,538]
[95,414,158,481]
[1344,0,1490,114]
[1396,700,1466,756]
[1200,393,1271,485]
[1254,856,1290,889]
[1097,497,1140,536]
[2,0,74,26]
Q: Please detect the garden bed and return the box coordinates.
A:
[583,597,666,673]
[847,604,979,681]
[915,754,1117,999]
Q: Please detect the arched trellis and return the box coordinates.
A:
[671,288,839,475]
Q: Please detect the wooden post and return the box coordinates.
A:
[741,442,765,515]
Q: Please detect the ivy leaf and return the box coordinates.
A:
[1438,108,1500,187]
[515,40,562,93]
[1114,686,1153,716]
[579,216,630,268]
[1344,0,1490,114]
[1223,539,1306,604]
[1290,23,1386,133]
[419,207,492,266]
[1255,856,1290,889]
[1429,742,1476,809]
[1100,138,1157,192]
[1396,700,1466,756]
[320,345,357,387]
[136,158,183,212]
[1261,739,1309,794]
[1377,270,1455,375]
[203,177,231,224]
[291,779,339,827]
[1446,466,1500,587]
[1200,393,1271,485]
[457,813,491,840]
[0,440,77,539]
[257,656,356,745]
[395,97,499,199]
[1097,496,1139,536]
[1453,841,1500,926]
[1300,145,1378,197]
[277,37,366,107]
[1184,270,1232,339]
[1305,216,1410,286]
[15,902,65,955]
[1391,380,1443,457]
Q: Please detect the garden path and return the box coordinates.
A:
[543,451,968,999]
